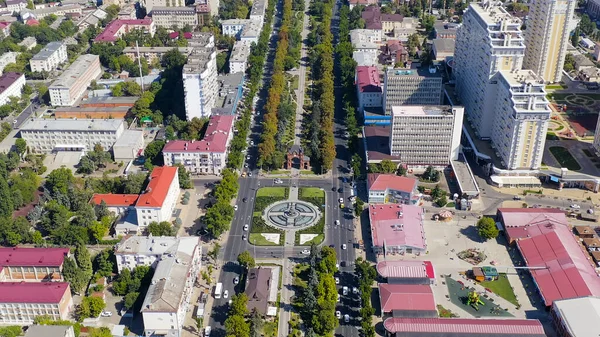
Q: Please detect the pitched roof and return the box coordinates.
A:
[136,166,178,208]
[367,173,417,194]
[378,284,436,313]
[0,247,69,267]
[94,18,153,42]
[0,282,70,303]
[376,260,435,279]
[91,194,139,207]
[245,267,272,314]
[162,115,235,154]
[383,317,546,336]
[368,204,426,250]
[356,66,382,93]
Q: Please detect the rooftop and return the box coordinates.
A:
[213,73,244,115]
[241,20,261,38]
[391,105,456,117]
[123,46,194,54]
[468,2,522,27]
[553,296,600,337]
[163,115,235,154]
[94,19,153,43]
[369,204,426,250]
[54,106,130,114]
[114,129,143,147]
[230,41,251,63]
[32,4,80,15]
[115,235,182,256]
[136,166,178,208]
[80,96,139,105]
[0,72,23,95]
[362,6,403,30]
[0,282,70,303]
[353,50,378,67]
[92,193,139,207]
[221,19,251,25]
[350,29,379,49]
[24,325,73,337]
[379,284,436,313]
[385,66,443,78]
[49,54,99,89]
[497,69,545,87]
[245,267,272,314]
[20,118,124,132]
[376,260,435,279]
[363,125,401,162]
[432,38,455,54]
[383,317,546,336]
[367,173,417,193]
[250,0,266,16]
[30,42,64,62]
[356,66,381,93]
[0,247,69,267]
[151,6,196,14]
[574,226,596,237]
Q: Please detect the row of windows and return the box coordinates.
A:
[8,266,60,273]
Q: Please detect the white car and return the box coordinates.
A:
[344,314,350,323]
[334,220,340,226]
[335,277,340,284]
[234,205,238,211]
[244,163,249,168]
[243,224,249,231]
[352,287,359,294]
[571,204,581,209]
[100,311,112,317]
[338,198,344,203]
[242,235,247,241]
[337,294,340,302]
[301,249,310,255]
[233,277,239,285]
[204,326,211,337]
[249,140,254,145]
[248,172,252,177]
[246,155,251,160]
[342,244,347,250]
[223,290,229,299]
[336,311,341,319]
[342,286,348,295]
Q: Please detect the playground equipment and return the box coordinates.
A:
[467,291,484,310]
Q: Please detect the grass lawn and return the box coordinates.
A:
[437,304,457,318]
[298,234,324,246]
[299,187,324,198]
[300,170,315,175]
[269,169,291,175]
[249,233,282,246]
[549,146,582,171]
[480,273,519,306]
[257,187,288,198]
[545,84,567,90]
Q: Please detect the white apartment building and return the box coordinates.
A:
[356,66,382,112]
[31,4,82,19]
[382,67,443,114]
[389,105,464,168]
[29,41,67,73]
[162,115,235,175]
[454,3,525,139]
[249,0,266,23]
[150,6,198,29]
[229,41,250,74]
[523,0,576,83]
[0,282,73,325]
[0,72,25,106]
[134,166,180,227]
[0,52,17,76]
[183,33,218,120]
[5,0,26,14]
[19,119,125,153]
[18,37,36,50]
[114,236,196,272]
[240,20,261,44]
[221,19,250,38]
[49,54,101,106]
[141,237,201,337]
[141,0,183,13]
[490,70,551,170]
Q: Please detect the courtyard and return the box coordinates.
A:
[548,93,600,138]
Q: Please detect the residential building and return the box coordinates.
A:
[0,72,25,106]
[367,173,419,204]
[18,36,36,50]
[48,54,101,106]
[432,38,455,61]
[349,0,376,10]
[523,0,576,83]
[19,119,125,153]
[350,28,382,44]
[0,247,70,282]
[6,0,26,13]
[91,194,139,217]
[356,66,382,112]
[389,105,464,168]
[24,325,75,337]
[114,236,197,272]
[489,70,550,170]
[123,46,194,63]
[53,106,130,119]
[368,203,426,256]
[80,95,138,108]
[163,115,235,174]
[249,0,266,23]
[112,129,144,162]
[29,41,67,73]
[571,53,595,72]
[212,73,244,115]
[0,282,73,325]
[384,318,546,337]
[362,5,417,39]
[135,166,180,228]
[350,29,381,61]
[382,67,443,114]
[141,0,184,13]
[141,237,201,337]
[239,20,261,44]
[221,19,250,37]
[378,284,437,317]
[117,3,136,19]
[552,296,600,337]
[376,260,435,285]
[384,40,409,67]
[245,267,273,315]
[229,41,251,74]
[31,4,82,19]
[353,50,378,67]
[497,208,600,306]
[0,21,12,37]
[454,3,525,139]
[183,33,218,120]
[94,19,155,43]
[0,52,17,75]
[433,20,458,39]
[76,9,107,32]
[579,67,600,82]
[151,7,198,29]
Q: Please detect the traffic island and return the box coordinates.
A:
[294,187,326,246]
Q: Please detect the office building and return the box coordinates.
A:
[112,129,145,162]
[163,115,235,175]
[382,68,443,114]
[114,236,197,272]
[29,41,67,73]
[94,19,155,43]
[454,3,525,139]
[141,237,201,337]
[229,41,251,74]
[134,166,180,227]
[367,174,419,204]
[151,6,198,29]
[48,54,101,106]
[123,46,193,63]
[0,72,25,106]
[389,105,463,168]
[523,0,576,83]
[0,282,73,325]
[0,247,70,282]
[0,52,17,75]
[19,119,125,153]
[141,0,183,13]
[249,0,266,23]
[356,66,382,112]
[183,33,218,120]
[490,70,550,170]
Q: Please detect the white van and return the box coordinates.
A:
[214,282,223,299]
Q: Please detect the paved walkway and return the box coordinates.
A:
[292,0,311,146]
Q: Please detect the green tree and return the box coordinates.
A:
[423,165,440,182]
[237,251,256,269]
[224,315,250,337]
[78,296,106,320]
[431,184,445,199]
[0,326,22,337]
[123,292,139,310]
[435,195,448,207]
[207,243,221,262]
[146,221,176,236]
[45,167,75,197]
[93,249,115,277]
[229,293,249,316]
[354,197,364,217]
[0,177,13,217]
[476,217,499,240]
[396,165,407,176]
[379,159,397,174]
[249,309,263,337]
[88,327,112,337]
[75,244,93,279]
[14,138,26,157]
[176,164,193,189]
[204,201,234,237]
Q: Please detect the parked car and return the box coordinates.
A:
[243,224,249,231]
[233,277,239,285]
[336,311,341,319]
[344,314,350,323]
[223,290,229,299]
[571,204,581,209]
[335,277,340,284]
[100,311,112,317]
[204,326,211,337]
[342,286,348,295]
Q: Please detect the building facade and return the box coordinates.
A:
[249,0,266,23]
[382,68,443,115]
[183,33,218,120]
[0,52,16,75]
[0,72,25,106]
[114,236,195,272]
[389,105,464,168]
[29,41,67,73]
[356,66,382,112]
[229,41,250,74]
[0,282,73,325]
[141,0,183,13]
[123,46,193,63]
[134,166,180,228]
[94,19,155,43]
[31,4,81,19]
[151,7,197,29]
[523,0,576,83]
[454,3,525,139]
[113,129,144,162]
[367,174,419,204]
[221,19,250,38]
[0,247,70,282]
[49,54,101,106]
[19,119,125,153]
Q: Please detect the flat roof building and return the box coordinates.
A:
[31,4,81,18]
[0,72,25,106]
[53,106,130,119]
[368,203,426,256]
[229,41,251,74]
[382,68,443,114]
[552,296,600,337]
[80,95,139,108]
[49,54,101,106]
[29,41,67,73]
[249,0,266,22]
[123,46,194,63]
[183,32,218,120]
[113,129,144,162]
[150,6,197,29]
[212,72,244,115]
[24,325,75,337]
[0,282,73,325]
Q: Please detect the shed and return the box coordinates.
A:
[472,266,498,282]
[574,225,596,238]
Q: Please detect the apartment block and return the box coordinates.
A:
[141,0,183,13]
[19,119,125,153]
[221,19,251,38]
[0,72,25,106]
[389,105,464,168]
[249,0,266,23]
[6,0,26,13]
[382,68,443,114]
[151,6,198,29]
[114,236,197,272]
[94,19,155,43]
[490,70,550,170]
[0,282,73,325]
[31,4,81,18]
[0,52,17,75]
[0,247,70,282]
[49,54,101,106]
[29,41,67,73]
[356,66,382,112]
[454,3,525,139]
[183,33,218,120]
[523,0,576,83]
[134,166,180,227]
[123,46,193,63]
[229,41,251,74]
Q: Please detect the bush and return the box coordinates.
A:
[250,216,284,234]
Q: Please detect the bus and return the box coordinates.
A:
[214,283,223,299]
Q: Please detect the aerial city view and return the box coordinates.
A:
[1,0,600,335]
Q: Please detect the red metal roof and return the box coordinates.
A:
[0,22,12,29]
[0,72,23,95]
[91,194,139,207]
[0,282,70,303]
[376,260,435,279]
[368,204,426,250]
[0,247,69,267]
[367,173,417,194]
[95,19,153,43]
[356,66,381,93]
[136,166,178,208]
[379,284,436,313]
[162,115,235,154]
[383,318,546,335]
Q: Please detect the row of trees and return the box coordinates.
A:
[222,251,259,337]
[202,168,238,237]
[355,258,377,337]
